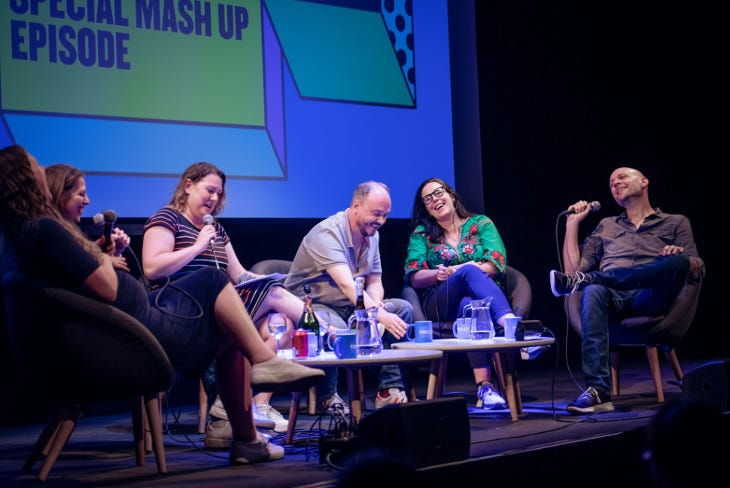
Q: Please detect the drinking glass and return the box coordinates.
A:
[315,309,332,351]
[267,313,287,357]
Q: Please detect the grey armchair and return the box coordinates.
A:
[566,265,704,403]
[2,271,174,482]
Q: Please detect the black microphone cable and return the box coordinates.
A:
[553,202,603,401]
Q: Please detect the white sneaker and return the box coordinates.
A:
[255,402,289,433]
[477,382,507,410]
[204,419,232,449]
[374,388,408,409]
[229,432,284,464]
[204,420,271,450]
[209,396,228,420]
[210,396,276,430]
[318,392,350,415]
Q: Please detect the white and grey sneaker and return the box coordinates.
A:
[477,382,507,410]
[210,396,276,430]
[255,402,289,433]
[229,432,284,464]
[318,392,350,415]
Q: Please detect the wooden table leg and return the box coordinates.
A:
[427,353,448,400]
[500,351,521,421]
[346,367,363,422]
[510,353,523,414]
[285,391,301,444]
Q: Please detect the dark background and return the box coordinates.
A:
[2,1,725,426]
[471,0,725,360]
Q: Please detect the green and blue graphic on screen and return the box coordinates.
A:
[0,0,457,219]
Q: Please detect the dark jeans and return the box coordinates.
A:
[580,254,691,394]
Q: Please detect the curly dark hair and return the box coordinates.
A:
[407,177,473,242]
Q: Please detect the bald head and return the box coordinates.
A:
[351,181,390,206]
[610,167,649,208]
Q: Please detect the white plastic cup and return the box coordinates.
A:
[503,316,522,341]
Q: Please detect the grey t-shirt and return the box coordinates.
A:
[285,209,382,309]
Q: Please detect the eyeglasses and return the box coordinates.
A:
[421,186,446,205]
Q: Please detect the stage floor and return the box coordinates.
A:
[0,351,711,487]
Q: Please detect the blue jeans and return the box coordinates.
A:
[312,299,413,404]
[580,254,690,394]
[422,265,513,370]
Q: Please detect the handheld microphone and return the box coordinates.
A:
[202,214,220,269]
[93,210,117,248]
[563,201,601,215]
[202,214,215,246]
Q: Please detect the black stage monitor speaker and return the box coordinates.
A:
[355,396,470,468]
[682,358,730,412]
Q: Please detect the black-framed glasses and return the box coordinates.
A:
[422,186,446,205]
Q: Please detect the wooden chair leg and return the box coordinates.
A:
[140,392,163,454]
[37,406,81,482]
[23,407,64,474]
[307,387,317,415]
[645,346,665,403]
[198,379,208,434]
[132,396,148,463]
[144,393,167,474]
[610,351,621,398]
[665,348,684,383]
[358,370,365,411]
[492,353,507,396]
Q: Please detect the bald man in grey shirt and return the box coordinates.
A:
[286,181,414,413]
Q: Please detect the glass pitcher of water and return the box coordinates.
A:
[462,297,495,341]
[347,306,383,356]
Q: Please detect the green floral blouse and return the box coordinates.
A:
[404,214,507,285]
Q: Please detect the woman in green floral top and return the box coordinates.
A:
[404,178,520,409]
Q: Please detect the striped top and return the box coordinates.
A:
[144,206,231,287]
[144,206,281,316]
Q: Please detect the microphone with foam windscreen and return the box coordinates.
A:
[562,201,601,215]
[93,210,117,249]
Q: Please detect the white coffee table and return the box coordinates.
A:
[393,336,555,421]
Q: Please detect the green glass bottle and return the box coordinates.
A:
[297,284,321,355]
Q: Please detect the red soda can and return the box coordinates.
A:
[292,329,308,358]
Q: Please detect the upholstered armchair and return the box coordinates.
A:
[2,271,174,482]
[565,262,705,403]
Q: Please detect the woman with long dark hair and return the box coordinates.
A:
[405,177,519,409]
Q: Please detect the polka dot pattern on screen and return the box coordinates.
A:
[382,0,415,98]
